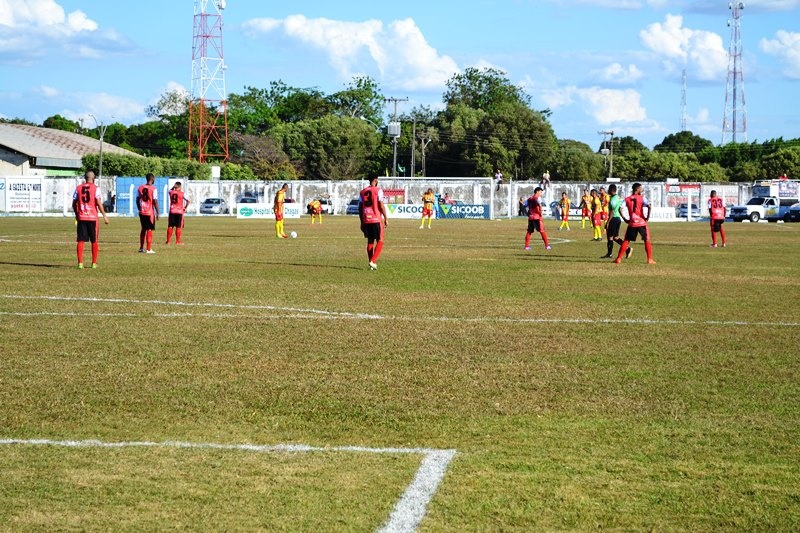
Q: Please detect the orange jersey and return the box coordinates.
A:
[559,197,570,220]
[422,192,435,209]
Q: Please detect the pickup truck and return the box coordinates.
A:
[728,196,790,223]
[729,180,800,222]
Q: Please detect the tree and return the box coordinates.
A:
[227,85,280,135]
[443,67,531,112]
[761,147,800,180]
[613,135,649,156]
[551,140,606,181]
[327,76,384,125]
[230,131,296,180]
[271,116,385,180]
[43,114,80,132]
[145,89,191,120]
[654,131,713,154]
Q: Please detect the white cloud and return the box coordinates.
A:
[594,63,645,84]
[576,87,648,124]
[540,86,578,109]
[0,0,96,33]
[760,30,800,78]
[639,14,728,81]
[37,85,60,98]
[42,90,146,125]
[242,15,459,91]
[538,85,648,125]
[0,0,131,62]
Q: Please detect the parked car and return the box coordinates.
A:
[200,198,229,214]
[345,199,360,215]
[306,198,334,215]
[786,202,800,222]
[675,203,702,218]
[237,196,258,204]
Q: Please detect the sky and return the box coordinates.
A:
[1,0,799,150]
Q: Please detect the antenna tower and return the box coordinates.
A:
[680,68,688,132]
[188,0,229,162]
[722,2,747,144]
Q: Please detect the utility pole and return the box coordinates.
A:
[411,118,416,178]
[417,133,432,177]
[88,114,110,180]
[384,96,408,177]
[598,130,615,181]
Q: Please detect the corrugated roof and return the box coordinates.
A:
[0,124,141,167]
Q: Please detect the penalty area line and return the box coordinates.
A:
[0,438,456,533]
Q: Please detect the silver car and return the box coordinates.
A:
[200,198,229,214]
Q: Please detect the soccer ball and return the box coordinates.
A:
[290,231,297,239]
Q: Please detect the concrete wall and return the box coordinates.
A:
[1,175,754,218]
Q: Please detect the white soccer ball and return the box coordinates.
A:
[290,231,297,239]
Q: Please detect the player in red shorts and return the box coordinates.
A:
[614,182,656,264]
[599,186,610,227]
[590,189,603,241]
[708,190,727,248]
[137,173,159,253]
[166,181,189,244]
[579,189,592,229]
[524,187,551,251]
[359,176,388,270]
[72,170,109,269]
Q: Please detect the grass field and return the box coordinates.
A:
[1,214,799,531]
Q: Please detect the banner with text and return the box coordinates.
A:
[385,203,436,219]
[3,177,44,212]
[236,203,302,219]
[437,203,491,219]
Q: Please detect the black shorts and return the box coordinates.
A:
[527,219,543,233]
[711,219,724,232]
[624,225,649,242]
[76,220,98,243]
[168,213,184,228]
[139,214,156,231]
[362,222,383,241]
[606,217,622,238]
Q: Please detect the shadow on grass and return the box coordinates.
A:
[0,261,65,268]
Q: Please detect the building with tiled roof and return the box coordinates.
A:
[0,123,141,176]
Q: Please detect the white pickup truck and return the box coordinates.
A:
[729,180,799,222]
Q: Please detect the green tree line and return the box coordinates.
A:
[4,68,800,182]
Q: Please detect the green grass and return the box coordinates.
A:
[1,215,799,531]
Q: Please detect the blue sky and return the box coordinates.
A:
[1,0,798,149]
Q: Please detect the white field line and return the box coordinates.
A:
[0,294,383,320]
[0,438,456,533]
[2,294,799,328]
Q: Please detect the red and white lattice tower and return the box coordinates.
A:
[722,2,747,145]
[188,0,229,162]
